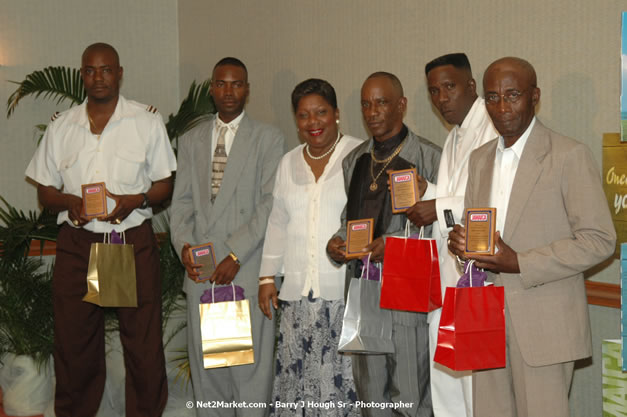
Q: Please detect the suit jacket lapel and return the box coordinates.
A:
[194,120,215,218]
[474,141,496,207]
[503,122,548,238]
[210,114,252,221]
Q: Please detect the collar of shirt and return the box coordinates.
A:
[213,111,244,155]
[372,124,408,158]
[71,96,130,131]
[496,116,536,158]
[215,111,244,133]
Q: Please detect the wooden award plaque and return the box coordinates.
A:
[346,219,374,259]
[389,168,419,213]
[189,243,218,282]
[464,208,496,256]
[81,182,108,219]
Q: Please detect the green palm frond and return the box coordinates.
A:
[166,79,216,142]
[7,66,85,118]
[0,259,55,368]
[0,196,59,261]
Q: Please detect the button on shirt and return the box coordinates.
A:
[490,117,535,239]
[25,96,177,233]
[259,135,362,300]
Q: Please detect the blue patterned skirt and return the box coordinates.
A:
[269,293,359,416]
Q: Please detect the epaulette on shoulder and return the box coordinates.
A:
[145,105,159,114]
[50,111,61,122]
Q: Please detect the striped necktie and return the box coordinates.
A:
[211,125,228,202]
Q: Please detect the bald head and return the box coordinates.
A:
[483,57,536,89]
[483,57,540,147]
[82,43,120,67]
[366,72,404,97]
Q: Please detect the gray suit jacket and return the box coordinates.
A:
[465,120,616,366]
[335,128,442,296]
[170,114,285,298]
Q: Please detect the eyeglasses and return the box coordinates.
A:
[485,90,527,105]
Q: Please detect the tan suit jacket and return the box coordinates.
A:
[465,120,615,367]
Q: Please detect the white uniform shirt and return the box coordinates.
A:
[423,98,498,288]
[259,135,362,301]
[25,95,177,233]
[490,117,535,239]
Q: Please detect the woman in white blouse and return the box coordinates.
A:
[259,79,361,416]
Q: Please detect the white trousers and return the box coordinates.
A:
[428,307,473,417]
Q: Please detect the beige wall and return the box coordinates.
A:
[1,0,180,213]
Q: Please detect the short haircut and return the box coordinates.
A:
[291,78,337,113]
[425,53,472,76]
[366,72,404,97]
[213,57,248,77]
[82,43,120,66]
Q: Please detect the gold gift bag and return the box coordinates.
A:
[83,231,138,307]
[199,284,254,369]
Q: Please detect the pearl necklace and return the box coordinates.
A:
[305,132,341,160]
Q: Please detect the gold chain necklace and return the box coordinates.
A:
[369,139,405,191]
[86,108,101,140]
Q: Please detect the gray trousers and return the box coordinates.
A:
[188,295,275,417]
[352,310,433,417]
[473,307,574,417]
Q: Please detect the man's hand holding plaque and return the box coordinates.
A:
[81,182,108,220]
[448,208,520,274]
[346,219,374,259]
[389,168,419,214]
[188,243,218,282]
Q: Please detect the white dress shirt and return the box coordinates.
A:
[212,111,245,156]
[25,96,177,233]
[259,135,362,301]
[490,117,535,239]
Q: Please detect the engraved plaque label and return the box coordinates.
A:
[389,168,419,213]
[464,208,496,256]
[82,182,108,219]
[346,219,374,259]
[189,243,217,282]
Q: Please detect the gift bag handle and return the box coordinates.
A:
[404,219,424,239]
[102,230,126,244]
[466,260,476,287]
[359,253,382,283]
[359,253,372,280]
[211,282,237,301]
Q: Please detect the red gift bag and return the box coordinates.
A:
[434,284,506,371]
[380,224,442,312]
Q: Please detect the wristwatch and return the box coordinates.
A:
[140,193,150,209]
[228,252,241,265]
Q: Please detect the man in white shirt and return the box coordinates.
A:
[170,57,285,416]
[25,43,176,416]
[408,53,497,417]
[448,57,615,417]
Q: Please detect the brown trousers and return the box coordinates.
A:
[52,221,167,417]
